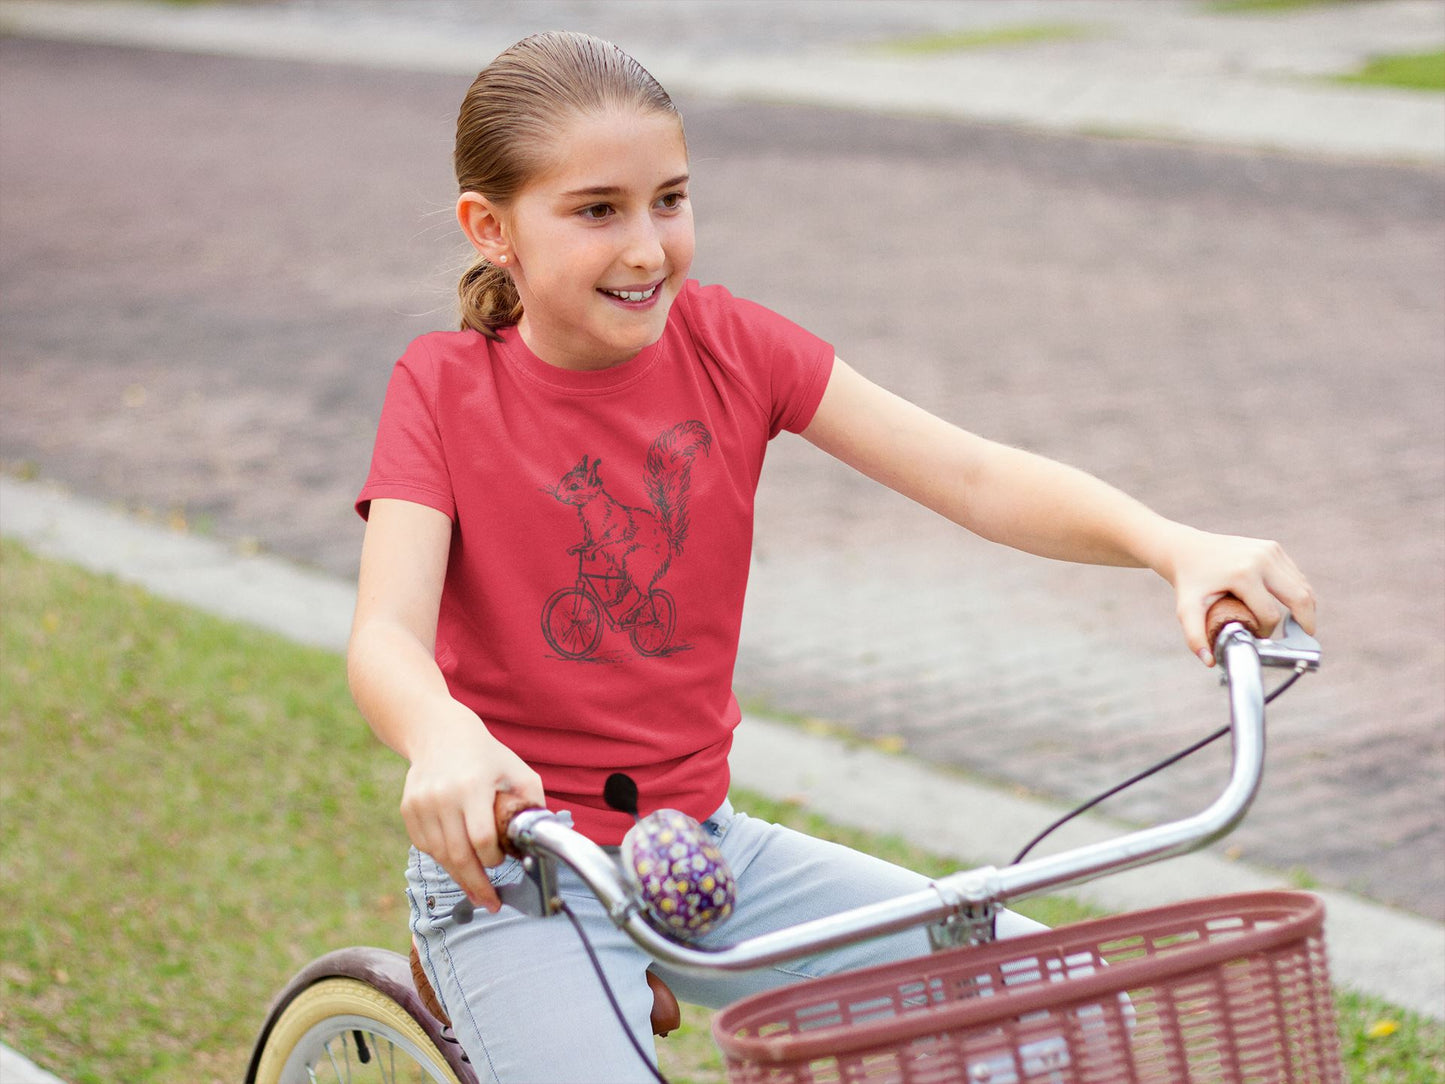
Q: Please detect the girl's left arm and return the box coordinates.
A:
[801,358,1316,664]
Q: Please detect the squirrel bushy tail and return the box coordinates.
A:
[644,420,711,554]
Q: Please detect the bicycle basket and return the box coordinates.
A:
[713,890,1343,1083]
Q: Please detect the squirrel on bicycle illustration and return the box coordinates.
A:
[541,420,712,659]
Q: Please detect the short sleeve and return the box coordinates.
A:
[355,339,456,521]
[676,282,835,438]
[750,297,834,437]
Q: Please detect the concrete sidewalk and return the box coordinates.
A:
[1,0,1442,161]
[5,474,1443,1027]
[0,1045,65,1084]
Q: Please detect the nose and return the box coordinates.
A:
[621,213,666,272]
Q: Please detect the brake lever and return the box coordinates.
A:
[1256,615,1322,671]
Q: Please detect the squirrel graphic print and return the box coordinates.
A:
[542,420,712,659]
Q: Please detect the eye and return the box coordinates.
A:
[656,191,688,212]
[579,203,614,221]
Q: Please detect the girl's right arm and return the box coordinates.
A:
[348,497,546,912]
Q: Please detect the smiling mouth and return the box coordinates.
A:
[600,284,660,303]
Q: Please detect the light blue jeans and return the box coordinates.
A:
[407,799,1046,1083]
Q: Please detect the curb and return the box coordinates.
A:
[4,474,1442,1023]
[0,1045,66,1084]
[0,0,1441,163]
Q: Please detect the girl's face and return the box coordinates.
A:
[495,108,694,372]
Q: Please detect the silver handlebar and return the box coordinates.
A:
[505,618,1320,975]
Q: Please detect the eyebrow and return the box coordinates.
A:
[560,173,690,199]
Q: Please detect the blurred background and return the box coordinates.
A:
[1,0,1442,985]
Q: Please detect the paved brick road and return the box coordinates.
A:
[2,36,1441,918]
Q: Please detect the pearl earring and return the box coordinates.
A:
[497,254,508,265]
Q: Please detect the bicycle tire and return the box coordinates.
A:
[252,977,464,1084]
[629,590,676,656]
[541,586,604,658]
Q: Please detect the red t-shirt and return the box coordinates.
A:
[358,280,833,842]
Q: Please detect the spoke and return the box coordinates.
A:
[555,599,597,651]
[375,1035,391,1084]
[322,1033,352,1084]
[300,1022,446,1083]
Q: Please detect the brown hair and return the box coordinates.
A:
[454,32,681,339]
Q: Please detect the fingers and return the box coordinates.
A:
[1232,581,1285,638]
[400,774,507,913]
[1177,536,1316,665]
[1266,546,1317,636]
[401,797,492,912]
[447,794,505,913]
[1239,539,1316,639]
[1178,594,1214,666]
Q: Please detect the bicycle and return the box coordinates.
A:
[540,549,678,659]
[246,598,1337,1083]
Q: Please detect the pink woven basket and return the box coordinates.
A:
[713,890,1344,1083]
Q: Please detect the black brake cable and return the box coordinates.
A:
[560,899,673,1084]
[548,665,1307,1079]
[1010,667,1306,866]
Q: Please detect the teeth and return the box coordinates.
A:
[604,286,657,302]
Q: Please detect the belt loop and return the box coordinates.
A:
[704,796,734,836]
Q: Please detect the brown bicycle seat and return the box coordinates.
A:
[645,968,682,1036]
[409,941,453,1028]
[409,940,682,1038]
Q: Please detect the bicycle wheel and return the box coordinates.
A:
[252,977,464,1084]
[629,590,676,656]
[541,587,604,658]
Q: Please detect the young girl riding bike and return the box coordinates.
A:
[348,31,1316,1083]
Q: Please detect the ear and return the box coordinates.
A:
[456,192,510,264]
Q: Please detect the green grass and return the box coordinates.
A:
[2,539,1442,1082]
[873,22,1095,56]
[1336,990,1445,1082]
[1337,50,1445,92]
[1208,0,1358,13]
[0,540,414,1083]
[1208,0,1445,93]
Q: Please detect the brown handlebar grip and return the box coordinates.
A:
[494,789,542,859]
[1205,594,1265,647]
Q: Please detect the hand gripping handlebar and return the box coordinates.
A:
[493,597,1320,973]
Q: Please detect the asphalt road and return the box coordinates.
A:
[2,37,1442,919]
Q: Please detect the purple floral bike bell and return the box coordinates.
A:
[621,809,737,939]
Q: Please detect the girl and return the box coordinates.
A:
[349,31,1315,1082]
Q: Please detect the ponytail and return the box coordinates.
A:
[459,254,523,340]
